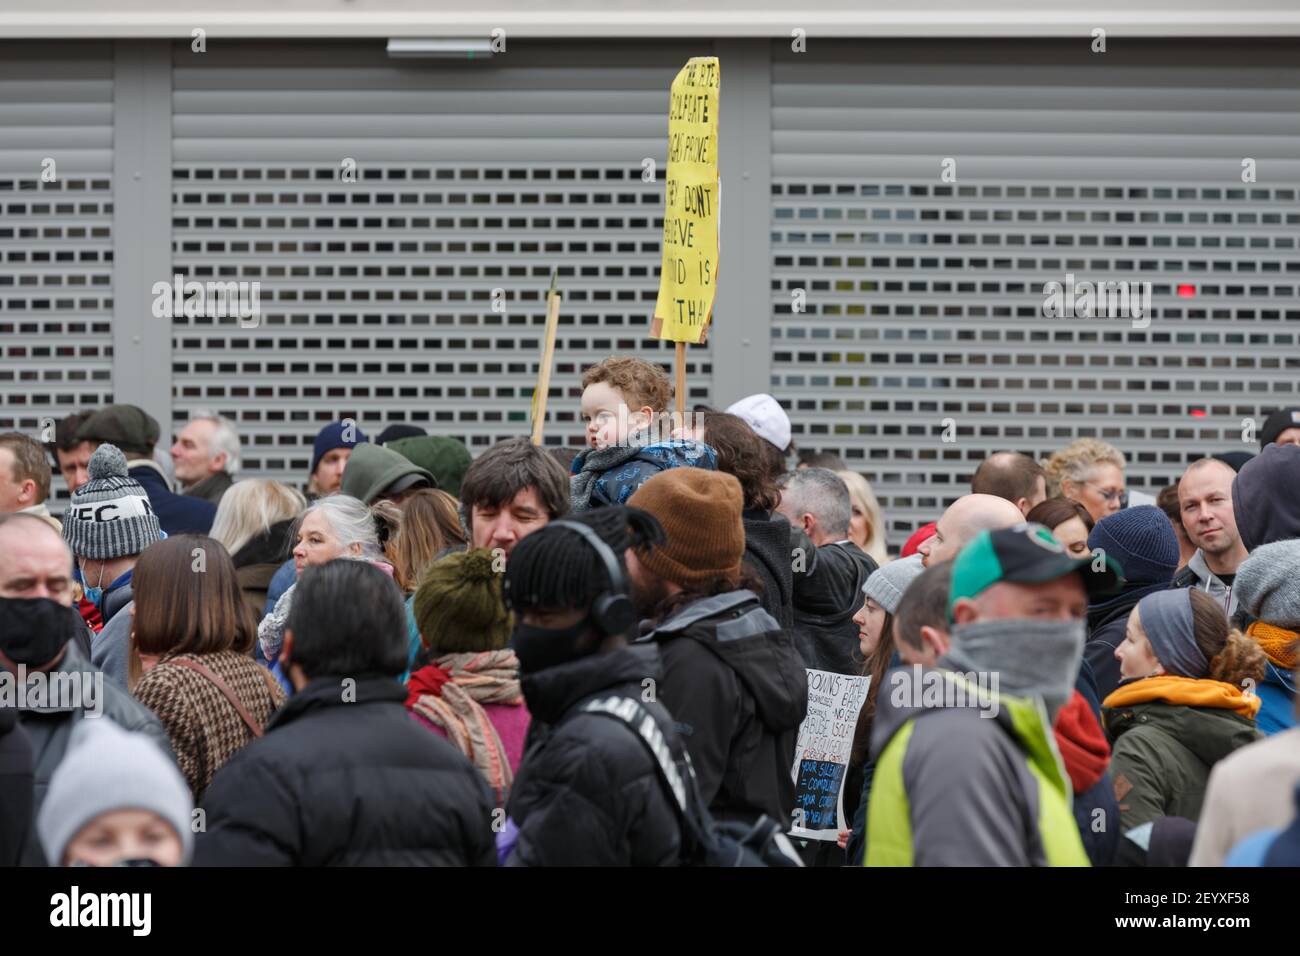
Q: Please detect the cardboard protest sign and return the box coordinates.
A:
[789,669,871,841]
[650,56,719,346]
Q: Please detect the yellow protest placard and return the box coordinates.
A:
[650,57,719,346]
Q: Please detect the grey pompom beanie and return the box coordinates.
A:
[1235,540,1300,628]
[62,443,162,559]
[862,554,926,615]
[36,718,193,866]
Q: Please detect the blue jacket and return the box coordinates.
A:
[129,463,216,536]
[74,565,133,627]
[262,559,296,618]
[570,440,717,511]
[1075,772,1121,867]
[1256,661,1296,737]
[402,595,422,684]
[254,558,297,695]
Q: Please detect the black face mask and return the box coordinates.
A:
[0,596,79,668]
[511,617,594,675]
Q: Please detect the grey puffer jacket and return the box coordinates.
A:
[16,641,174,864]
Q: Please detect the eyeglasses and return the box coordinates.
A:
[1085,481,1128,507]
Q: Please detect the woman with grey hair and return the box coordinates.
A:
[257,494,401,667]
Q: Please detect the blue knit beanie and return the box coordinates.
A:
[1086,505,1178,586]
[310,421,368,476]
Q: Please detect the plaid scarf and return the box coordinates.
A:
[410,649,522,805]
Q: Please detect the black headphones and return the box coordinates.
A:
[549,520,638,638]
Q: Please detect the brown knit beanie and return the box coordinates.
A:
[627,468,745,588]
[412,549,512,654]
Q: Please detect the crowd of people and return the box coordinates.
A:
[2,359,1299,867]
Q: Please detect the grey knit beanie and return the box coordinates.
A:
[36,718,193,866]
[1235,540,1300,628]
[62,443,162,559]
[862,553,926,615]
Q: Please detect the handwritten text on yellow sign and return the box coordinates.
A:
[651,57,719,345]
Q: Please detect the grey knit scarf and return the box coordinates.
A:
[943,617,1086,718]
[569,443,644,513]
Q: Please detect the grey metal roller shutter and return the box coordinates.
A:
[171,40,712,488]
[0,42,115,501]
[771,39,1300,548]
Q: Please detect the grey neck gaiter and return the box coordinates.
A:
[944,617,1086,719]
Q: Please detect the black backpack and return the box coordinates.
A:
[575,691,803,868]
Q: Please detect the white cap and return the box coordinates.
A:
[726,393,791,452]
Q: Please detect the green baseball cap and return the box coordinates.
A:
[948,523,1124,619]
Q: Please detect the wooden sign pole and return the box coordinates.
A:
[530,270,561,445]
[675,341,686,424]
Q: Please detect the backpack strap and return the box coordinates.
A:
[569,691,718,858]
[169,656,265,738]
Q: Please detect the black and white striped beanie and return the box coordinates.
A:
[62,443,162,559]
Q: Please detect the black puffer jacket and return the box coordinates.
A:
[0,705,33,866]
[639,590,808,825]
[505,643,682,866]
[742,509,794,628]
[194,676,496,866]
[790,537,878,675]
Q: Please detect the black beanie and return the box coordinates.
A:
[503,506,664,613]
[1212,451,1255,473]
[376,423,426,446]
[1259,408,1300,449]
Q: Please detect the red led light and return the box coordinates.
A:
[1177,284,1196,297]
[1190,408,1207,417]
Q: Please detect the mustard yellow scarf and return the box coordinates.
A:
[1247,621,1299,671]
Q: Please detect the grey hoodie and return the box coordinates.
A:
[1171,550,1239,619]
